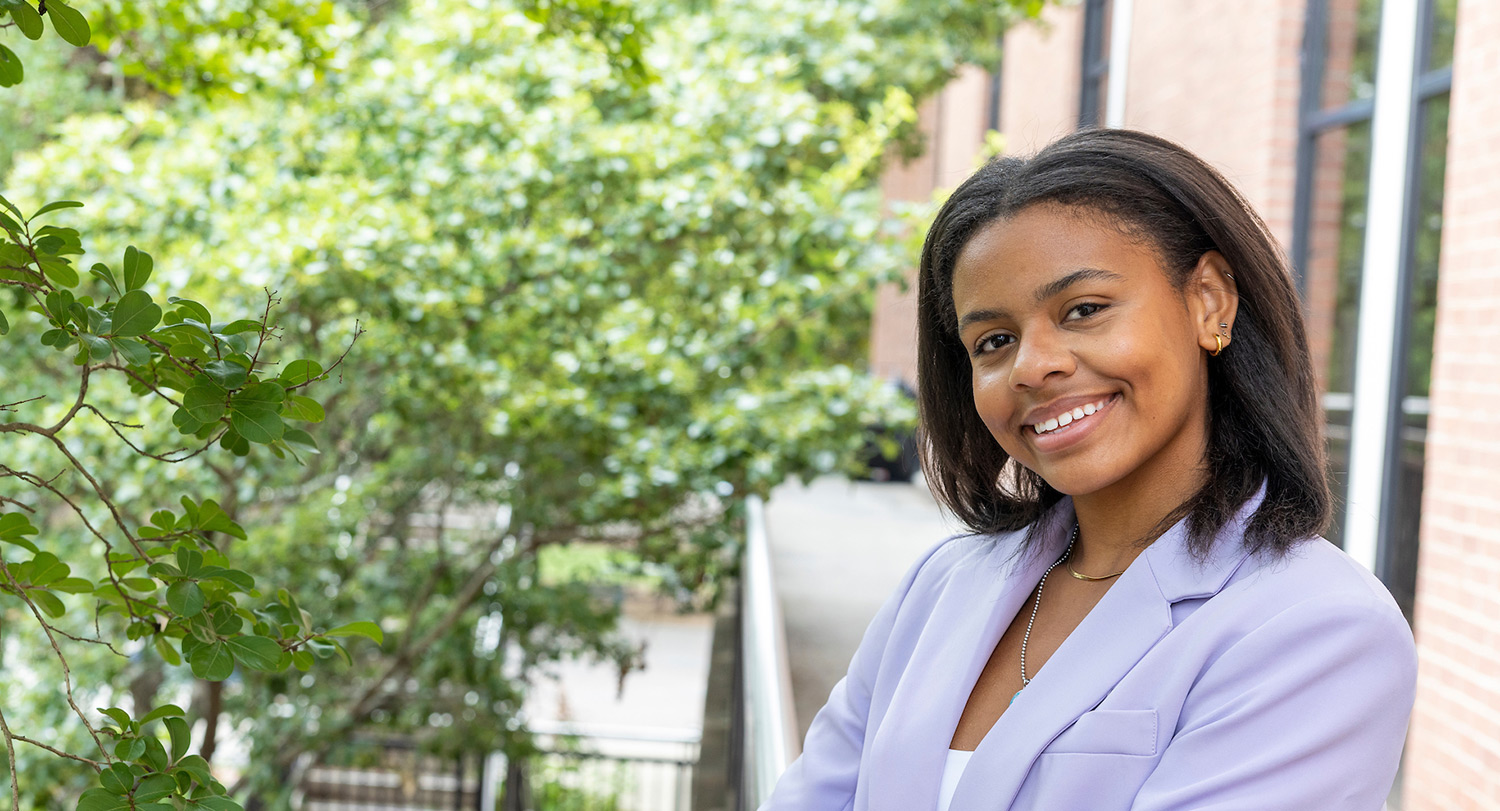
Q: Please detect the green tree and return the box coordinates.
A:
[2,0,1042,805]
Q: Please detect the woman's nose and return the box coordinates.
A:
[1008,330,1075,390]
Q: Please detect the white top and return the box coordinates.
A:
[937,748,976,811]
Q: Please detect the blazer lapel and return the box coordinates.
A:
[862,509,1074,811]
[946,490,1262,810]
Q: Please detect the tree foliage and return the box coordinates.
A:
[2,0,1042,805]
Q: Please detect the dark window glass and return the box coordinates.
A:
[1385,92,1450,621]
[1320,0,1384,108]
[1078,0,1110,128]
[1427,0,1458,72]
[1304,119,1373,546]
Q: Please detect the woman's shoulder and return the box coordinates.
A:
[1199,536,1413,649]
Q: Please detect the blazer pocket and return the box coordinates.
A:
[1046,709,1158,757]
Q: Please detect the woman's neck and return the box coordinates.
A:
[1069,461,1208,574]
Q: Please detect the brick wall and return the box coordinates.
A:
[1121,0,1306,248]
[1403,0,1500,807]
[870,68,993,386]
[999,3,1083,156]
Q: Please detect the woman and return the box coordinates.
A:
[760,129,1417,811]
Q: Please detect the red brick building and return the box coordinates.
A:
[871,0,1494,806]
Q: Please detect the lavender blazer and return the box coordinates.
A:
[761,491,1417,811]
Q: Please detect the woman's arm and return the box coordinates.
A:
[1131,593,1417,811]
[758,536,957,811]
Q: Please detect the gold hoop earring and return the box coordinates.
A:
[1211,334,1225,357]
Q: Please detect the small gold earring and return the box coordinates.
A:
[1212,334,1225,357]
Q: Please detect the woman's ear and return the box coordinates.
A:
[1189,251,1238,355]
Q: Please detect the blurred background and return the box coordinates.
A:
[1,0,1496,809]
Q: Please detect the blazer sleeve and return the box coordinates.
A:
[1131,593,1418,811]
[758,536,956,811]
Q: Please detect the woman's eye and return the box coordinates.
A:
[1066,302,1107,320]
[974,333,1014,355]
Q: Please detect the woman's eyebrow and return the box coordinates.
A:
[956,267,1124,332]
[1032,267,1124,304]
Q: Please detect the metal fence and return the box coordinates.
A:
[295,726,698,811]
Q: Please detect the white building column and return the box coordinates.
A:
[1104,0,1134,127]
[1343,0,1422,572]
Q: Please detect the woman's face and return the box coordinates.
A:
[950,204,1228,500]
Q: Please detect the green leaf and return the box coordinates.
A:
[281,395,325,423]
[10,1,43,40]
[231,407,285,443]
[50,576,93,593]
[98,707,132,730]
[112,337,151,367]
[283,428,320,455]
[141,734,169,770]
[226,634,285,670]
[173,754,214,787]
[291,649,314,671]
[0,44,22,88]
[233,380,285,409]
[192,798,245,811]
[204,359,248,389]
[279,359,324,385]
[111,289,162,337]
[0,307,8,335]
[77,787,132,811]
[134,774,177,802]
[165,715,191,761]
[99,762,134,794]
[189,641,235,681]
[80,333,112,362]
[323,621,384,645]
[176,546,204,576]
[154,635,182,666]
[220,428,250,456]
[38,256,78,286]
[32,200,83,220]
[168,297,211,324]
[183,382,227,423]
[199,566,255,591]
[123,245,152,291]
[138,703,186,724]
[46,0,89,46]
[89,262,121,295]
[26,551,68,585]
[32,589,66,617]
[114,735,146,761]
[166,580,205,617]
[219,318,264,335]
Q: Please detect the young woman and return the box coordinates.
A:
[760,129,1417,811]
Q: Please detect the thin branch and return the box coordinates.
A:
[0,559,109,760]
[9,732,105,767]
[0,396,45,413]
[0,704,21,811]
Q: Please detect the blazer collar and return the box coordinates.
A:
[940,485,1265,810]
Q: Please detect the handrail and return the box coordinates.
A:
[741,494,800,806]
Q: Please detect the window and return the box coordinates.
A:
[1293,0,1456,620]
[1292,0,1384,549]
[1078,0,1110,128]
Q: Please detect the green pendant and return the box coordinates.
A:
[1010,689,1022,705]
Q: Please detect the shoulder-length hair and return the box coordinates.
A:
[916,128,1330,558]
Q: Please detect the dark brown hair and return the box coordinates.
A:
[916,128,1330,557]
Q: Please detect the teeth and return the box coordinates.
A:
[1032,397,1112,435]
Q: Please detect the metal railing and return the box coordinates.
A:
[294,725,698,811]
[738,495,799,807]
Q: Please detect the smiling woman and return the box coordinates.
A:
[759,129,1416,811]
